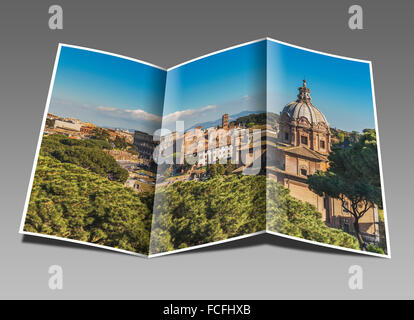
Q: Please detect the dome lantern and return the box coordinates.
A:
[297,80,312,102]
[281,80,329,127]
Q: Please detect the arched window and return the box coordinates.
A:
[300,168,308,176]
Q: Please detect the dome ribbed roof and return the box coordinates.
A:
[282,80,329,126]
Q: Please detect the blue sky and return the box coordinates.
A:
[162,39,375,132]
[267,40,375,132]
[48,41,376,135]
[49,46,166,133]
[162,41,266,131]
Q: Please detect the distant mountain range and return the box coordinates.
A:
[105,110,268,134]
[105,127,136,134]
[188,110,265,130]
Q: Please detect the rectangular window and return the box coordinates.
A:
[342,202,349,214]
[343,223,350,234]
[284,132,289,140]
[301,135,308,145]
[324,197,330,223]
[320,140,325,149]
[324,197,329,210]
[300,168,307,176]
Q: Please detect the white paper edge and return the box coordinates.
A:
[19,40,390,259]
[167,37,371,72]
[20,231,148,258]
[148,231,266,258]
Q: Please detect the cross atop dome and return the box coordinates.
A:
[297,79,312,102]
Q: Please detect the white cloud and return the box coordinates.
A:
[96,106,162,123]
[95,104,217,130]
[163,105,216,123]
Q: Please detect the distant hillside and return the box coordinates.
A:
[106,126,135,133]
[233,112,279,128]
[188,110,264,130]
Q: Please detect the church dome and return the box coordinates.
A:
[282,80,329,127]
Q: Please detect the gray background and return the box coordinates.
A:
[0,0,412,299]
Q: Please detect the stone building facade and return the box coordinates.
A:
[267,80,380,243]
[133,130,158,160]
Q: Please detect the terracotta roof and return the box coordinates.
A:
[283,146,328,161]
[266,165,305,178]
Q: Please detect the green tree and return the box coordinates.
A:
[45,118,53,128]
[337,132,345,144]
[224,160,237,175]
[92,127,110,141]
[149,175,359,255]
[25,156,152,254]
[266,181,359,250]
[349,131,360,145]
[113,136,128,150]
[234,112,280,128]
[206,164,217,177]
[150,175,266,254]
[366,243,385,254]
[40,134,128,183]
[206,163,226,178]
[307,130,382,251]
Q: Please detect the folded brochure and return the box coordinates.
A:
[20,38,390,258]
